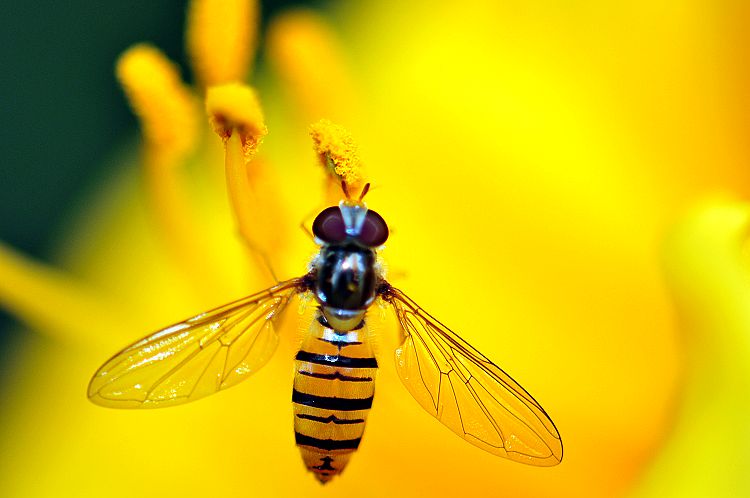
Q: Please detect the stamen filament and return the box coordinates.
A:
[207,83,282,282]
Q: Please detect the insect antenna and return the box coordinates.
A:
[358,183,371,201]
[341,180,351,200]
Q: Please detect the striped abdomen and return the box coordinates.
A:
[293,314,378,483]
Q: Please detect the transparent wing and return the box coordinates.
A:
[88,278,306,409]
[383,285,563,466]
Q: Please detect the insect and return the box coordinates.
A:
[88,183,563,483]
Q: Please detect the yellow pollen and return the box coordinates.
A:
[309,119,363,189]
[116,44,198,159]
[186,0,259,87]
[206,83,267,159]
[266,10,357,122]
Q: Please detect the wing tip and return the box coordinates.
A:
[528,437,564,467]
[506,445,563,467]
[87,391,120,409]
[524,430,563,466]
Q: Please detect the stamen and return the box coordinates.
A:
[206,83,267,158]
[186,0,259,87]
[206,83,279,281]
[117,44,218,296]
[310,119,363,192]
[116,44,198,159]
[0,241,133,346]
[266,10,357,122]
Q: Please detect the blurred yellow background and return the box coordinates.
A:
[1,0,749,497]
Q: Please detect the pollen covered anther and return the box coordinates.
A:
[116,44,198,159]
[310,119,363,190]
[206,83,267,160]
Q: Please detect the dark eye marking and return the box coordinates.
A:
[357,210,388,247]
[312,207,347,243]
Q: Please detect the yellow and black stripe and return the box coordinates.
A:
[293,315,377,483]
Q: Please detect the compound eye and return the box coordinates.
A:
[312,207,347,243]
[358,210,389,247]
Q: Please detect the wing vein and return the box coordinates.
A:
[88,277,306,408]
[384,284,562,465]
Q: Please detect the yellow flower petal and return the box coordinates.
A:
[0,241,131,345]
[8,0,743,496]
[186,0,259,86]
[632,198,750,497]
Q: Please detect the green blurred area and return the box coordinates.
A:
[1,1,185,257]
[0,0,318,358]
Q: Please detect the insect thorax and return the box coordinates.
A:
[314,244,376,331]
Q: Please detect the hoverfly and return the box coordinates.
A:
[88,182,563,483]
